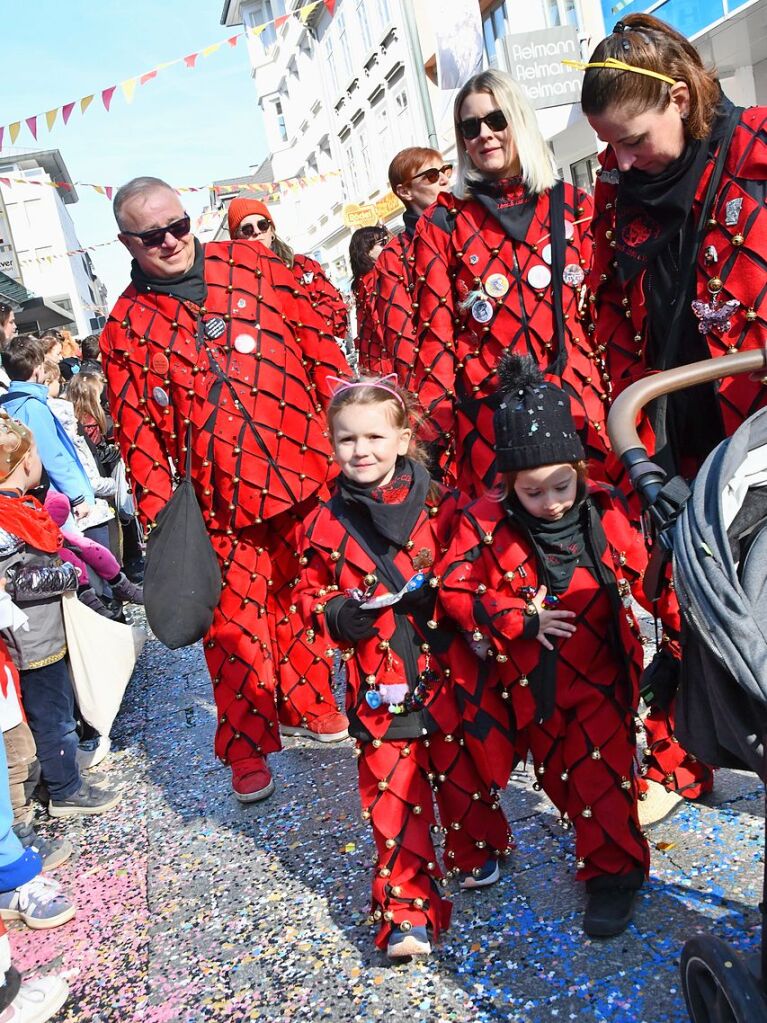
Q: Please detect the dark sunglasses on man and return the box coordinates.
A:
[407,163,453,185]
[458,109,508,141]
[238,218,272,238]
[121,214,192,249]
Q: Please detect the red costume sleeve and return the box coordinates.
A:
[372,236,416,384]
[293,254,349,338]
[100,319,174,528]
[354,270,384,376]
[409,203,457,452]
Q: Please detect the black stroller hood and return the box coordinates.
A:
[675,406,767,779]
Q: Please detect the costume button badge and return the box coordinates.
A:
[302,271,315,285]
[469,254,479,265]
[204,317,226,340]
[564,221,575,240]
[234,334,257,354]
[541,244,552,265]
[152,386,170,407]
[237,299,247,309]
[527,265,552,290]
[562,263,585,287]
[471,299,494,323]
[484,273,509,298]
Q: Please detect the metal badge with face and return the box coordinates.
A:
[562,264,585,287]
[302,271,315,285]
[725,198,743,227]
[471,298,495,324]
[204,317,226,340]
[703,245,718,265]
[485,273,510,298]
[152,386,170,407]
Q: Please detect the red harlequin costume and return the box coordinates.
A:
[364,229,418,383]
[100,239,350,774]
[408,183,611,494]
[588,104,767,798]
[353,269,382,374]
[294,460,513,949]
[291,252,348,338]
[438,483,680,886]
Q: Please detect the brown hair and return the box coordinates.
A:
[388,147,443,192]
[491,459,589,503]
[0,304,13,329]
[67,370,107,434]
[327,376,439,495]
[40,358,63,387]
[1,335,46,381]
[581,14,720,140]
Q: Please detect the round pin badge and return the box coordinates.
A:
[469,254,479,265]
[471,299,495,324]
[527,265,552,290]
[151,352,170,375]
[234,334,257,354]
[562,263,585,287]
[152,386,170,407]
[541,244,552,266]
[237,299,247,309]
[564,221,575,240]
[485,273,509,298]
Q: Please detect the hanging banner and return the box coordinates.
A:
[498,27,582,110]
[433,0,483,90]
[342,192,405,229]
[0,194,21,282]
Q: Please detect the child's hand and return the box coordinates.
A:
[528,585,576,651]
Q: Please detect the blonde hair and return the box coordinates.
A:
[40,359,62,387]
[453,69,558,198]
[327,377,435,481]
[67,371,107,435]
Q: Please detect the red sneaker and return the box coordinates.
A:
[231,757,275,804]
[281,711,349,743]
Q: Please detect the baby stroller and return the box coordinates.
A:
[607,348,767,1023]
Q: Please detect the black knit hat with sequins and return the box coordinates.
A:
[494,353,584,471]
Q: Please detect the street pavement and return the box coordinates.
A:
[9,616,765,1023]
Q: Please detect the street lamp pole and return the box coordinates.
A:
[401,1,440,150]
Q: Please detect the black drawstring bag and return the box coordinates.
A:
[142,425,221,649]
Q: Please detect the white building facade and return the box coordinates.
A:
[0,150,107,337]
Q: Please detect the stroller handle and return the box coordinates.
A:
[606,349,767,514]
[607,349,767,458]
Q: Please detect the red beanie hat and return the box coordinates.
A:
[227,198,273,237]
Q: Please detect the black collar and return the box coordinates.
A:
[130,237,207,304]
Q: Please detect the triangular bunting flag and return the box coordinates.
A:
[0,178,8,188]
[249,24,267,37]
[140,70,158,85]
[299,1,320,23]
[275,14,288,27]
[9,124,20,143]
[121,78,138,103]
[184,53,199,68]
[201,43,222,57]
[62,102,76,124]
[93,185,106,196]
[324,0,337,14]
[101,87,116,111]
[45,109,59,131]
[25,116,38,140]
[105,186,114,200]
[227,34,239,46]
[80,95,94,114]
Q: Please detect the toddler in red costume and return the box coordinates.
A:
[294,375,512,959]
[439,354,679,938]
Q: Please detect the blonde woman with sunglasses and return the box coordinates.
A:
[408,70,611,495]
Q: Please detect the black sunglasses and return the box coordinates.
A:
[122,214,191,249]
[458,109,508,141]
[408,163,453,185]
[238,219,272,238]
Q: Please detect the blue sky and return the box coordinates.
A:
[2,1,268,305]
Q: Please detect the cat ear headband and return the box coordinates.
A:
[327,374,406,410]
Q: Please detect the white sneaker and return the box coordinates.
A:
[2,975,69,1022]
[638,779,684,828]
[75,735,111,771]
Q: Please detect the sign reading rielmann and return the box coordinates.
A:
[500,27,582,110]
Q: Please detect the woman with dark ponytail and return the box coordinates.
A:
[580,13,767,810]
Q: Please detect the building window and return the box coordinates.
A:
[544,0,581,30]
[359,125,373,194]
[570,153,599,193]
[275,99,288,143]
[245,1,286,50]
[483,2,509,71]
[376,0,391,30]
[356,0,372,51]
[324,33,339,94]
[337,11,353,81]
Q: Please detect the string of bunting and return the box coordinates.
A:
[0,170,341,202]
[0,0,337,150]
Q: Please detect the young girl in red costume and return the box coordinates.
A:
[294,375,512,960]
[439,354,679,938]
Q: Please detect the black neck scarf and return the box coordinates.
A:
[402,209,420,240]
[130,237,207,305]
[507,489,587,595]
[338,457,430,547]
[469,176,537,242]
[615,96,735,283]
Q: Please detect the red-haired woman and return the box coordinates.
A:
[228,198,348,338]
[582,14,767,809]
[362,149,453,381]
[409,69,610,496]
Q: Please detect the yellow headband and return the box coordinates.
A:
[562,57,676,86]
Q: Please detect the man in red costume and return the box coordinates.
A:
[101,176,350,803]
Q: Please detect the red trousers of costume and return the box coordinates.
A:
[525,678,649,884]
[641,698,715,799]
[358,733,513,949]
[205,498,339,767]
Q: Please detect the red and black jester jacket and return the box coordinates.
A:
[292,252,348,338]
